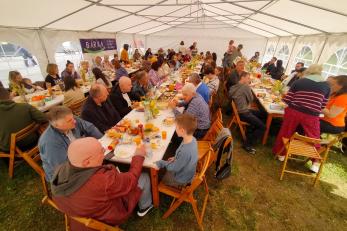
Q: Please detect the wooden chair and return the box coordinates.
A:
[68,97,87,116]
[211,107,222,123]
[158,149,212,230]
[280,132,338,186]
[0,122,41,178]
[208,92,216,118]
[227,101,249,142]
[201,119,223,142]
[42,196,123,231]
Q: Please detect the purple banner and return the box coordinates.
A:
[80,38,117,53]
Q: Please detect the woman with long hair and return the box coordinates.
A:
[92,67,112,88]
[63,76,85,107]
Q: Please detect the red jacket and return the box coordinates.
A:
[53,156,144,231]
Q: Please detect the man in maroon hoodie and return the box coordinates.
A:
[51,137,153,230]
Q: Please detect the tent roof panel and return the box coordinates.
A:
[236,0,273,11]
[238,23,275,37]
[283,0,347,14]
[263,1,347,33]
[139,25,172,35]
[0,0,88,28]
[243,19,291,36]
[122,21,164,33]
[94,15,150,32]
[48,6,128,31]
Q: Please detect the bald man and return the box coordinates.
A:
[81,83,121,133]
[109,76,137,118]
[51,138,153,229]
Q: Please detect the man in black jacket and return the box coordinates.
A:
[262,57,277,74]
[81,83,121,133]
[109,76,136,118]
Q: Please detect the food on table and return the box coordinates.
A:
[163,117,175,126]
[114,148,132,159]
[256,93,266,98]
[128,127,139,136]
[106,129,123,139]
[119,118,132,128]
[162,130,167,140]
[157,101,169,110]
[144,123,154,130]
[133,136,142,145]
[31,95,45,101]
[107,139,119,151]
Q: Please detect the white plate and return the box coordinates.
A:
[114,147,133,159]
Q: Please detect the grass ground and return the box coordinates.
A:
[0,134,346,231]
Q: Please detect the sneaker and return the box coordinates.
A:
[243,145,256,155]
[278,155,285,162]
[309,163,320,173]
[137,204,153,217]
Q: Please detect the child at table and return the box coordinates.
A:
[155,114,198,188]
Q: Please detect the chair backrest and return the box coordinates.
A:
[231,100,243,124]
[10,122,41,153]
[290,132,321,145]
[211,107,222,122]
[189,149,211,192]
[69,98,87,116]
[201,119,223,142]
[42,196,123,231]
[21,151,49,196]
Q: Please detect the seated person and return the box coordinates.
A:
[92,56,103,70]
[0,87,47,153]
[63,76,85,107]
[188,73,210,104]
[229,71,266,154]
[169,83,210,139]
[203,65,220,95]
[109,76,137,118]
[148,61,164,87]
[51,138,153,231]
[81,84,121,133]
[114,60,128,82]
[321,75,347,134]
[282,62,304,86]
[8,71,26,96]
[92,67,112,88]
[22,78,43,94]
[61,60,80,80]
[282,67,306,93]
[156,114,198,188]
[39,106,102,181]
[262,57,277,75]
[225,60,245,91]
[270,59,284,80]
[45,63,61,88]
[131,71,153,101]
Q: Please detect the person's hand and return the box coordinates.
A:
[131,101,140,109]
[168,99,177,109]
[322,108,329,116]
[134,144,146,157]
[167,157,175,162]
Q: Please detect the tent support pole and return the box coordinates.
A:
[37,29,50,63]
[316,35,329,64]
[273,37,280,57]
[285,36,298,71]
[261,38,269,64]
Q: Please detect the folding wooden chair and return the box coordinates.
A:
[201,119,223,142]
[68,97,87,116]
[42,196,123,231]
[280,132,338,186]
[208,92,216,118]
[227,101,249,142]
[0,122,42,178]
[211,107,222,123]
[158,149,212,230]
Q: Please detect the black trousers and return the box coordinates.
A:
[320,120,344,134]
[239,110,266,146]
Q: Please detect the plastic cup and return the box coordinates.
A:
[162,131,167,140]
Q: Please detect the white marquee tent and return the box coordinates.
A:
[1,0,347,86]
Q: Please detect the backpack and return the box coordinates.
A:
[214,137,233,180]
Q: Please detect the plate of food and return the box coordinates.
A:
[106,129,123,139]
[114,147,132,159]
[163,117,175,126]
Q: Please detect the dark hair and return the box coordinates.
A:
[114,60,121,69]
[66,60,73,67]
[238,44,243,50]
[175,113,197,135]
[276,60,283,69]
[210,61,216,69]
[204,65,215,75]
[123,44,129,50]
[297,67,307,73]
[92,67,108,85]
[272,57,277,61]
[151,61,161,71]
[212,52,217,62]
[168,60,176,67]
[180,41,184,45]
[0,87,10,100]
[297,62,304,67]
[135,70,147,81]
[63,76,78,91]
[333,75,347,97]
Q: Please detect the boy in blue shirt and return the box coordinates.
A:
[156,114,198,188]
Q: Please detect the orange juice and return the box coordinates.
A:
[133,136,141,146]
[169,84,175,92]
[162,131,167,140]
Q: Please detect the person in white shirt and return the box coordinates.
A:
[178,41,187,55]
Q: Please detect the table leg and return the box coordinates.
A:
[150,168,159,207]
[262,114,273,145]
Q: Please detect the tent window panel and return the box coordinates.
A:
[322,48,347,78]
[276,45,290,67]
[292,46,313,70]
[262,44,275,65]
[0,42,42,88]
[54,41,83,75]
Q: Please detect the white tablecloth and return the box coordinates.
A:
[99,107,178,168]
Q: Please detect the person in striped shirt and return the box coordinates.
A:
[204,65,220,95]
[272,64,330,165]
